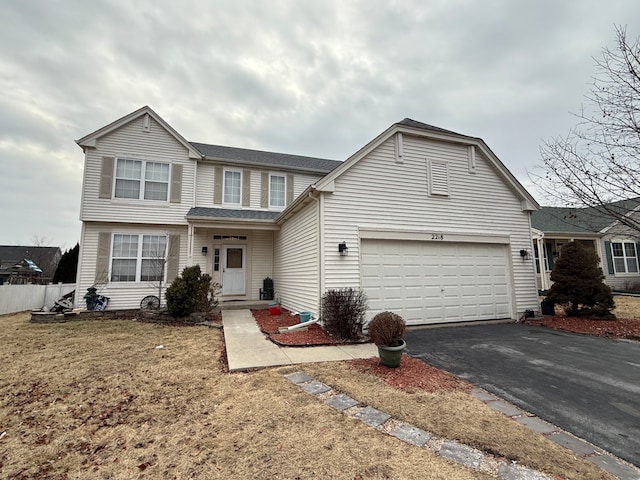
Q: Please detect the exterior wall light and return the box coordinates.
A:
[519,249,531,260]
[202,246,208,256]
[338,242,348,256]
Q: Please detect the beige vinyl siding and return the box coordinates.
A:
[250,231,274,299]
[195,163,323,209]
[321,135,538,318]
[80,115,194,225]
[274,200,319,315]
[195,162,215,206]
[192,230,213,276]
[293,173,323,198]
[76,222,188,310]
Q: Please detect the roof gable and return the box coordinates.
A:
[314,119,539,211]
[76,106,201,159]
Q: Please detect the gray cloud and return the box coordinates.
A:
[1,0,639,248]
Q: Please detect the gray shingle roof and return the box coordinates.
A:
[396,118,477,140]
[186,207,280,221]
[531,199,640,233]
[0,246,60,263]
[190,142,342,174]
[531,207,605,233]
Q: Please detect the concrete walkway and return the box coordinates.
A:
[222,309,377,371]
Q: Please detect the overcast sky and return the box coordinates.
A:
[1,0,639,250]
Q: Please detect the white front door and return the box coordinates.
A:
[222,245,246,295]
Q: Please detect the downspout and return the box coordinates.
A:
[74,222,86,308]
[187,157,200,267]
[309,191,324,317]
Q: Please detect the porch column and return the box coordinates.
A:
[187,223,194,266]
[536,236,548,290]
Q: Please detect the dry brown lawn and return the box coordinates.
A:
[0,311,617,479]
[613,294,640,319]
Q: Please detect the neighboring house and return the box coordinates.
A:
[75,106,540,325]
[531,201,640,292]
[0,246,62,284]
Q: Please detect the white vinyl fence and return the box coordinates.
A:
[0,283,76,315]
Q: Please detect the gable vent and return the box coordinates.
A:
[428,159,449,196]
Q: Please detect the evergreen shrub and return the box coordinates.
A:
[546,241,615,319]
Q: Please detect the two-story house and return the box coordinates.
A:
[75,106,539,325]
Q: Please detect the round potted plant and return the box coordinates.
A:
[367,311,406,368]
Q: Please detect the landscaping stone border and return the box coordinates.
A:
[30,309,221,327]
[286,372,640,480]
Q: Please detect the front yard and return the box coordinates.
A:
[0,310,627,479]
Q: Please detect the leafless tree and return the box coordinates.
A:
[533,25,640,234]
[28,235,60,282]
[142,232,183,308]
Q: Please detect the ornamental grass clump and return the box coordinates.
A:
[367,311,406,346]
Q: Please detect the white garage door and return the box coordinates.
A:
[361,239,512,325]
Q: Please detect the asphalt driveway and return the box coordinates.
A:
[405,323,640,467]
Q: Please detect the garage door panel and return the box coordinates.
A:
[362,239,512,325]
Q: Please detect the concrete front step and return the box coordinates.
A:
[218,300,271,311]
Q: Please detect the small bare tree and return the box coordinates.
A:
[141,233,179,309]
[533,25,640,234]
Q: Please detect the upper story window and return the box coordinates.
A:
[611,241,639,274]
[114,159,169,201]
[269,174,286,209]
[223,169,242,205]
[111,233,167,282]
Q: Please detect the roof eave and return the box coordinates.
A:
[275,185,317,224]
[186,214,276,224]
[198,156,336,175]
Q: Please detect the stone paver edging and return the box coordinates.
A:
[469,388,640,480]
[285,372,553,480]
[286,372,640,480]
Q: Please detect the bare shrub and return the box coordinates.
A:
[321,288,368,341]
[367,311,406,346]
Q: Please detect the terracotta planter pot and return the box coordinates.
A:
[376,339,406,368]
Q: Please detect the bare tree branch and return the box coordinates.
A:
[532,25,640,234]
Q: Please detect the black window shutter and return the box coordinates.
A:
[604,241,614,274]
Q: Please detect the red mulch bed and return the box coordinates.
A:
[349,355,472,393]
[252,308,363,346]
[252,308,471,393]
[525,316,640,341]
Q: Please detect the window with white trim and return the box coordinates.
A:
[114,159,169,201]
[111,234,167,282]
[269,174,286,208]
[223,169,242,205]
[611,241,639,274]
